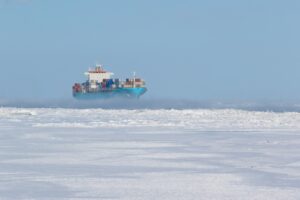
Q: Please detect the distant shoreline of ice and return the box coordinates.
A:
[1,107,300,131]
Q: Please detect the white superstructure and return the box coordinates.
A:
[84,65,114,83]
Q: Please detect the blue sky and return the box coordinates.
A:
[0,0,300,100]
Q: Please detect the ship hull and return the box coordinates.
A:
[73,87,147,100]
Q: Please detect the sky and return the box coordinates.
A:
[0,0,300,100]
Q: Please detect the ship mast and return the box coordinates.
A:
[133,71,136,88]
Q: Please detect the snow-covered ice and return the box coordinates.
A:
[0,107,300,199]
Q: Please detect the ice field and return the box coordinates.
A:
[1,107,300,199]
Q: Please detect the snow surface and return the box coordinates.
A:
[0,108,300,199]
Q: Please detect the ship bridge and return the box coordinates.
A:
[85,65,114,83]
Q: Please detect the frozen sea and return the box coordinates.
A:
[1,106,300,199]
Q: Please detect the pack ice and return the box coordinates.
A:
[1,107,300,200]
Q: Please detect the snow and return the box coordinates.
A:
[0,107,300,199]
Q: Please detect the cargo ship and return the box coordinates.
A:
[72,65,147,99]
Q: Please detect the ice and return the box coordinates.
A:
[0,107,300,199]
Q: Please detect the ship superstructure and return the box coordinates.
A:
[72,65,147,99]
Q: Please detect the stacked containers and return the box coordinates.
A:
[106,79,114,88]
[72,83,82,92]
[115,79,120,88]
[101,82,106,89]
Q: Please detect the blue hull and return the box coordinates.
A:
[73,87,147,100]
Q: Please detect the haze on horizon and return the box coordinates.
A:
[0,0,299,101]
